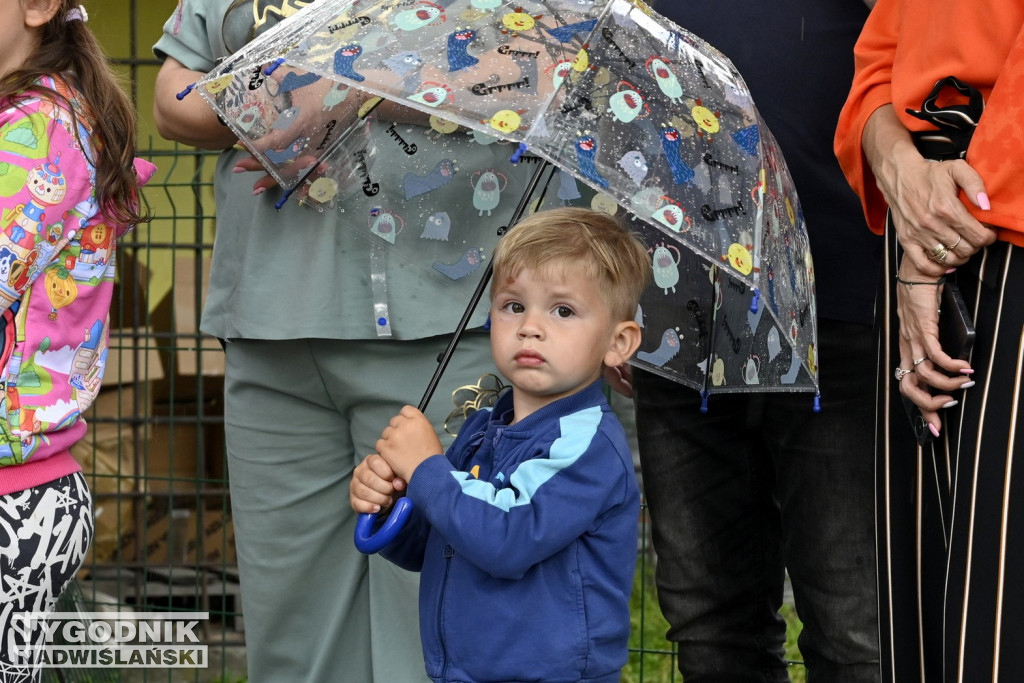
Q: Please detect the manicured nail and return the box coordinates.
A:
[232,164,246,173]
[928,423,940,438]
[961,380,976,389]
[943,400,959,408]
[252,186,266,197]
[977,192,991,211]
[960,368,975,375]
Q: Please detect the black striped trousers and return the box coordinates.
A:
[879,220,1024,683]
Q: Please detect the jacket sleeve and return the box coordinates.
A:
[152,0,220,70]
[834,0,901,234]
[407,409,635,579]
[964,19,1024,237]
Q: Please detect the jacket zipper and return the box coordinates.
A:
[439,543,454,681]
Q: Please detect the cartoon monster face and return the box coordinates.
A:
[487,110,522,133]
[651,245,680,292]
[410,84,452,108]
[307,178,338,203]
[393,5,442,31]
[691,104,720,135]
[727,243,753,275]
[648,58,682,100]
[369,209,403,244]
[711,357,725,386]
[652,204,688,233]
[608,89,644,123]
[743,356,760,385]
[571,49,590,72]
[502,10,536,32]
[551,60,573,89]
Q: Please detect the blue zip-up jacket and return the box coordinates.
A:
[382,381,640,683]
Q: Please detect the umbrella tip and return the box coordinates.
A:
[264,58,286,76]
[510,143,529,163]
[749,289,760,314]
[176,83,195,101]
[700,390,710,414]
[274,188,294,210]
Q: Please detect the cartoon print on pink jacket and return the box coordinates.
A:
[0,76,155,468]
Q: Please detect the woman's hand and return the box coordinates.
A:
[603,363,634,398]
[862,105,996,276]
[894,260,975,435]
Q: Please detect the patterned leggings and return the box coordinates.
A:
[0,472,93,682]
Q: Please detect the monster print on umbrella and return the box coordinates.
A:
[185,0,819,397]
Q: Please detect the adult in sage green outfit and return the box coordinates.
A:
[151,2,572,680]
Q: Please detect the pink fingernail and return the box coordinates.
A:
[252,186,266,197]
[943,400,959,408]
[960,368,974,375]
[961,380,976,389]
[946,268,957,274]
[977,192,991,211]
[232,165,246,173]
[928,423,940,438]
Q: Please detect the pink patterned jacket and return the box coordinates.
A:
[0,76,156,495]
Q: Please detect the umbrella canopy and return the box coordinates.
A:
[189,0,818,396]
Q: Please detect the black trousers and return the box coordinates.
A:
[878,222,1024,683]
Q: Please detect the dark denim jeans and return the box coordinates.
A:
[634,319,880,683]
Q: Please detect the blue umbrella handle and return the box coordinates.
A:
[354,497,413,554]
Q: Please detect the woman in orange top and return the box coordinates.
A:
[835,1,1024,681]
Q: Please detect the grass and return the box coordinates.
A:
[622,556,806,683]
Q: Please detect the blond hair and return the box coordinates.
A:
[491,208,651,322]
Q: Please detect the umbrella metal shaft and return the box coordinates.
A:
[417,158,555,411]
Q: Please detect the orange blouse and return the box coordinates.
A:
[834,0,1024,244]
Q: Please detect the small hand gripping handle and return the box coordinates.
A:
[354,497,413,554]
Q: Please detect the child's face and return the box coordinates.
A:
[489,264,623,420]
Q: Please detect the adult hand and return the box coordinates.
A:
[375,406,444,482]
[603,362,634,398]
[862,105,996,277]
[894,261,975,435]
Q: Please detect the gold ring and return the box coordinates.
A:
[913,357,927,366]
[947,234,962,251]
[894,367,913,381]
[928,246,949,264]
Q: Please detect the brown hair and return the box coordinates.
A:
[491,207,652,322]
[0,1,147,227]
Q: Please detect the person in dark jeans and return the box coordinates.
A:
[632,2,882,681]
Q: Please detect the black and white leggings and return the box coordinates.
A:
[0,472,93,681]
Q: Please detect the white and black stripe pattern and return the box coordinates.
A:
[0,472,92,681]
[878,218,1024,683]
